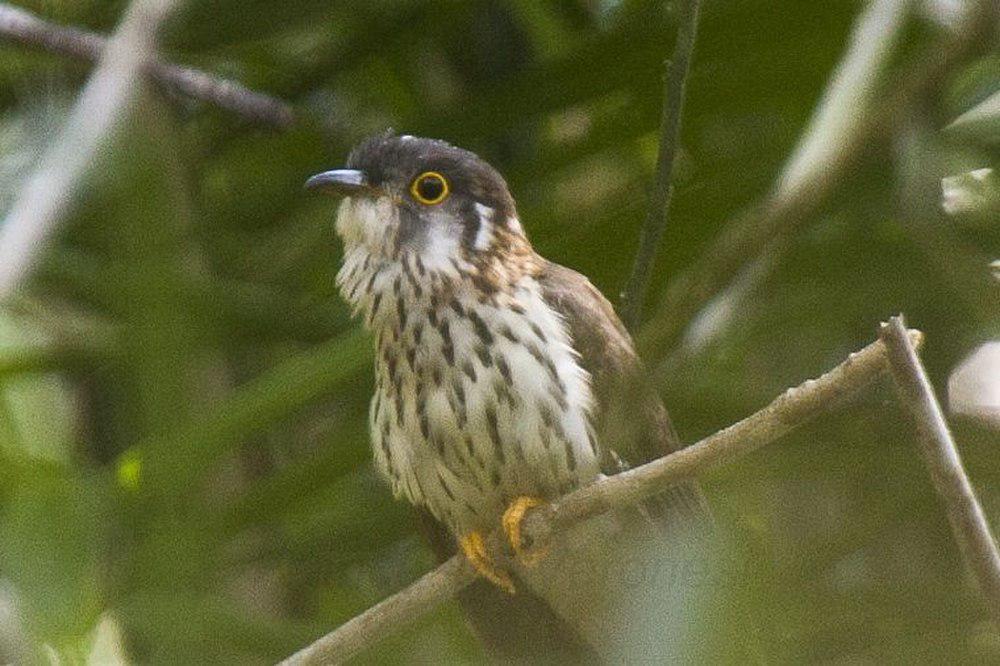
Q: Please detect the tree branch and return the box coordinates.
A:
[637,0,996,357]
[620,0,702,332]
[0,0,177,301]
[0,3,294,128]
[280,329,921,665]
[879,316,1000,625]
[278,556,477,666]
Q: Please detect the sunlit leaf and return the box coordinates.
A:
[947,89,1000,144]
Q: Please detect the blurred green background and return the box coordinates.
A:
[0,0,998,663]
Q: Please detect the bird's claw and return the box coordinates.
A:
[459,531,515,594]
[502,496,549,567]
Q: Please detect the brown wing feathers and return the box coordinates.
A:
[538,261,711,522]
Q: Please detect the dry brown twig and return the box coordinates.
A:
[0,3,294,128]
[0,0,180,300]
[880,316,1000,625]
[620,0,702,330]
[0,2,297,302]
[280,329,925,665]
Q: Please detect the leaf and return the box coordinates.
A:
[85,614,130,666]
[130,327,370,495]
[946,89,1000,144]
[0,473,106,646]
[0,313,76,467]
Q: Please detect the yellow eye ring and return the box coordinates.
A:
[410,171,450,205]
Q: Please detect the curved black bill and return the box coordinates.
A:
[304,169,370,196]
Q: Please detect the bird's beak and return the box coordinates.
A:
[304,169,371,197]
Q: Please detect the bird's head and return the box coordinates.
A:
[307,133,528,271]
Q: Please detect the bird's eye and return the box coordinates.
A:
[410,171,449,205]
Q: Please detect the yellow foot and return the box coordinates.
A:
[459,531,515,594]
[501,496,549,567]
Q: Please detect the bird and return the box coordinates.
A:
[307,133,715,662]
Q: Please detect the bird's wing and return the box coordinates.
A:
[537,260,710,521]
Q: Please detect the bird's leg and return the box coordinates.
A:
[502,496,549,566]
[459,531,515,594]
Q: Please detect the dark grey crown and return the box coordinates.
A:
[347,133,516,220]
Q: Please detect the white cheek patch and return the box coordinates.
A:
[507,216,524,235]
[473,202,494,251]
[420,208,465,271]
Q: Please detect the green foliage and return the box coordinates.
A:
[949,88,1000,144]
[0,0,997,663]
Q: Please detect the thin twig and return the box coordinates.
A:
[278,557,476,666]
[879,316,1000,625]
[647,0,914,377]
[520,329,922,544]
[620,0,702,331]
[0,3,294,128]
[637,0,996,357]
[0,0,178,300]
[280,329,920,665]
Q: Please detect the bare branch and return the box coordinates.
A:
[620,0,702,331]
[521,329,922,543]
[281,329,921,665]
[278,556,476,666]
[0,3,294,128]
[879,316,1000,625]
[637,0,996,357]
[0,0,178,300]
